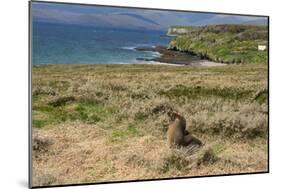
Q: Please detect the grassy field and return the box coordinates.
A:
[168,25,268,64]
[32,63,268,186]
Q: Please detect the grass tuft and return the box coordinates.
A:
[33,169,58,187]
[33,132,53,152]
[254,89,268,104]
[48,96,76,107]
[197,148,218,166]
[160,152,190,173]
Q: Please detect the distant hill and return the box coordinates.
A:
[118,13,160,26]
[32,3,268,31]
[243,18,268,26]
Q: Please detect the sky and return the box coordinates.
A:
[32,2,268,30]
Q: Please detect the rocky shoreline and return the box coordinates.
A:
[135,46,225,66]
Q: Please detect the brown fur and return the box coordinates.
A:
[167,111,202,148]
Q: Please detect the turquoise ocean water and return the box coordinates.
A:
[32,22,171,64]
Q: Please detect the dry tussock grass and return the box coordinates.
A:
[32,64,268,186]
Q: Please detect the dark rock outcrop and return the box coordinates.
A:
[135,46,201,65]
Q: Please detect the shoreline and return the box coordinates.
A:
[32,45,226,67]
[139,60,226,67]
[32,61,226,67]
[135,46,227,67]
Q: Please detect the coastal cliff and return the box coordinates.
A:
[167,25,268,64]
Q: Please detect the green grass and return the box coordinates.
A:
[159,85,254,100]
[32,119,49,129]
[212,143,225,155]
[254,90,268,104]
[110,124,143,143]
[32,98,114,128]
[75,102,114,123]
[168,24,268,64]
